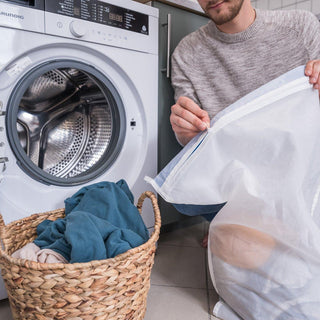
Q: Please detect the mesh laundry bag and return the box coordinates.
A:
[146,65,320,320]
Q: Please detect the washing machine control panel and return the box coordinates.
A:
[45,0,149,36]
[44,0,158,55]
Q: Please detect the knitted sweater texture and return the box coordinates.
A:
[171,9,320,118]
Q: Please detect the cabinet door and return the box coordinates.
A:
[154,1,209,225]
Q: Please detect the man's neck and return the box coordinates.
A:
[217,2,256,34]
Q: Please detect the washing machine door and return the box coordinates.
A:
[0,35,156,228]
[6,60,126,186]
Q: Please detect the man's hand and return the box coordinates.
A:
[170,96,210,146]
[305,60,320,95]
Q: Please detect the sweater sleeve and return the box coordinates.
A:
[301,11,320,60]
[171,36,201,106]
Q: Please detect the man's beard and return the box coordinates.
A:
[206,0,245,25]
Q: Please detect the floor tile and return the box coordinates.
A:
[209,289,220,318]
[151,245,207,289]
[159,221,206,248]
[0,299,13,320]
[205,249,216,291]
[144,285,209,320]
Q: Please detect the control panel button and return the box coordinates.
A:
[69,20,87,38]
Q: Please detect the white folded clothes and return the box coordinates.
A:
[12,242,67,264]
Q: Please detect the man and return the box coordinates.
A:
[169,0,320,246]
[170,0,320,146]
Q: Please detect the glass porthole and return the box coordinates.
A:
[6,61,126,186]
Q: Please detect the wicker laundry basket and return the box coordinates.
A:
[0,191,161,320]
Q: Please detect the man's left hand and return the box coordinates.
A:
[305,60,320,95]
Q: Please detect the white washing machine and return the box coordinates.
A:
[0,0,158,299]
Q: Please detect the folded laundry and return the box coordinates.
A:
[12,242,67,263]
[34,180,149,263]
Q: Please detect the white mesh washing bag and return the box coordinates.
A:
[146,66,320,320]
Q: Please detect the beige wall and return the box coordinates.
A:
[252,0,320,15]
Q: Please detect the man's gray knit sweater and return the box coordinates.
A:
[171,9,320,119]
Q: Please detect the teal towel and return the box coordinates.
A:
[34,180,149,263]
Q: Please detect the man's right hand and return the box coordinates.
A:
[170,96,210,146]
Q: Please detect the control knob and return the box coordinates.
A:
[69,20,86,38]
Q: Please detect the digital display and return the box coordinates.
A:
[109,12,122,23]
[45,0,149,35]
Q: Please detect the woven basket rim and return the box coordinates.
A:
[0,191,161,271]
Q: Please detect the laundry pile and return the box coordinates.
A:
[12,180,149,264]
[146,66,320,320]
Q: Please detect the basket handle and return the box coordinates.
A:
[0,213,6,255]
[137,191,161,235]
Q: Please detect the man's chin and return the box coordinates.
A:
[209,13,234,25]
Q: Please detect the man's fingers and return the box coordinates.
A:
[170,112,198,131]
[306,60,320,85]
[305,61,320,96]
[174,97,210,131]
[170,115,205,135]
[305,60,314,77]
[177,97,210,121]
[170,96,210,145]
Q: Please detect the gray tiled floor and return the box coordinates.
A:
[0,220,220,320]
[144,220,220,320]
[0,299,12,320]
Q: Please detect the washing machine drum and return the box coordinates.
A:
[6,61,126,186]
